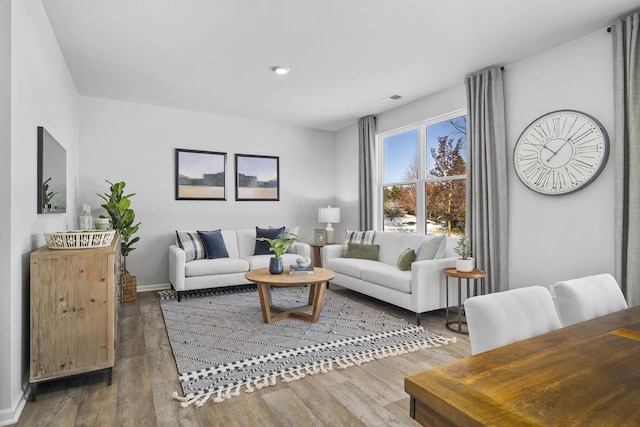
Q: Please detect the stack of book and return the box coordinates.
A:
[290,265,315,275]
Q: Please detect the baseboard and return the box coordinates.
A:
[137,282,171,293]
[0,385,28,426]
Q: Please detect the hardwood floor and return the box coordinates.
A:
[17,286,470,426]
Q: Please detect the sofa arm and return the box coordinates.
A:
[410,256,458,309]
[169,244,186,292]
[321,244,343,267]
[290,242,311,258]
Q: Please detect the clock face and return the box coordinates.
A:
[513,110,609,195]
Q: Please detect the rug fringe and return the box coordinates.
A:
[173,333,456,408]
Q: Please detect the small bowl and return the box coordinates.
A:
[94,218,111,230]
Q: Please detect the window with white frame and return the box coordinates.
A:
[378,110,467,236]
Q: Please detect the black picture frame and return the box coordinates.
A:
[175,148,226,200]
[235,154,280,201]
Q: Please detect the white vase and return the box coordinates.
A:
[456,258,474,272]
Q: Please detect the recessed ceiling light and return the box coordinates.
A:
[271,66,290,75]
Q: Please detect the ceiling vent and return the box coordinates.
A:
[378,94,405,102]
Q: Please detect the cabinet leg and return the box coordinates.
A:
[30,383,37,402]
[106,368,113,386]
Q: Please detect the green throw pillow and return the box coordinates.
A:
[345,243,380,261]
[397,248,416,271]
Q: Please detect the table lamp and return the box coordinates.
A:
[318,206,340,244]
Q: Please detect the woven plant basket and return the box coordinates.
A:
[122,274,137,303]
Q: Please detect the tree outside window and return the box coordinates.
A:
[381,112,466,236]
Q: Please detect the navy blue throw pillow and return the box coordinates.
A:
[254,226,284,255]
[197,230,229,259]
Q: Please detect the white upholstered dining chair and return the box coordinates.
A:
[550,273,628,327]
[464,286,562,355]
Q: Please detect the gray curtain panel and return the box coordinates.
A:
[613,12,640,307]
[358,115,376,231]
[464,67,509,293]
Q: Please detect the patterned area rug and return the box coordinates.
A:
[159,285,456,408]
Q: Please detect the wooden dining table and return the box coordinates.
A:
[405,305,640,426]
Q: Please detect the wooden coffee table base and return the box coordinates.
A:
[257,282,326,324]
[245,267,336,324]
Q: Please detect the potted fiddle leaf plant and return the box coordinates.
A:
[454,235,474,272]
[97,180,141,302]
[256,232,298,274]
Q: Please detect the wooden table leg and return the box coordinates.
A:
[309,282,326,322]
[257,283,272,323]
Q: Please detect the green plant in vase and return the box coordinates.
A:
[256,232,298,274]
[97,180,141,275]
[42,177,58,212]
[454,235,474,272]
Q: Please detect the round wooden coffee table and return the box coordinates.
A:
[245,267,335,324]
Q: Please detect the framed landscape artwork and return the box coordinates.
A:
[175,148,226,200]
[235,154,280,201]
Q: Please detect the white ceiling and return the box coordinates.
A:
[42,0,640,131]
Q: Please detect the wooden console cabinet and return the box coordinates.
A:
[29,237,120,400]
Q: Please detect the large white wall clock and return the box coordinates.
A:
[513,109,609,195]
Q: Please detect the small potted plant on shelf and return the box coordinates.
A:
[256,232,298,274]
[454,235,474,272]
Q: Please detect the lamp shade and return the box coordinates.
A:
[318,206,340,223]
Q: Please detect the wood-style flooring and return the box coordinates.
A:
[16,286,471,426]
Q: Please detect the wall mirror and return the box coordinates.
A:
[37,126,67,214]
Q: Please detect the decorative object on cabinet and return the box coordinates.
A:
[175,148,227,200]
[29,237,120,401]
[454,235,474,272]
[314,229,327,244]
[37,126,67,214]
[235,154,279,201]
[98,180,141,302]
[44,230,116,249]
[318,206,340,244]
[513,110,609,195]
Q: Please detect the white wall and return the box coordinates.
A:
[2,0,79,423]
[505,29,615,288]
[334,123,358,239]
[335,28,615,291]
[79,97,336,287]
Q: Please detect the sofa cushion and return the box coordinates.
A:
[197,230,229,259]
[397,248,416,271]
[185,258,249,277]
[254,226,284,255]
[415,234,446,261]
[360,264,412,293]
[176,231,206,262]
[326,257,381,279]
[345,243,380,261]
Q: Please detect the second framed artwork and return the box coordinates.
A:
[175,149,227,200]
[235,154,280,201]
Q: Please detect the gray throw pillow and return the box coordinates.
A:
[415,235,446,261]
[345,243,380,261]
[197,230,229,259]
[397,248,416,271]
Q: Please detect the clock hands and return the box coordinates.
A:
[545,138,571,162]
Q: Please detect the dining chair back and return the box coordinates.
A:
[464,286,562,355]
[550,273,628,327]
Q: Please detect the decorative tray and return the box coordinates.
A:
[45,230,116,249]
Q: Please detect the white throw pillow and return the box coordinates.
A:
[415,234,446,261]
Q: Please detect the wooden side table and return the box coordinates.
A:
[443,268,487,335]
[309,243,326,267]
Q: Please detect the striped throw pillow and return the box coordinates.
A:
[176,231,206,262]
[342,230,376,256]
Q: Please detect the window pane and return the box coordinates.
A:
[383,184,416,233]
[425,179,466,236]
[426,116,467,178]
[383,129,419,183]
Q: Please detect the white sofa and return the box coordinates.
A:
[322,232,460,324]
[169,228,311,301]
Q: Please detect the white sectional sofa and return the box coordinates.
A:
[169,228,311,301]
[322,232,460,324]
